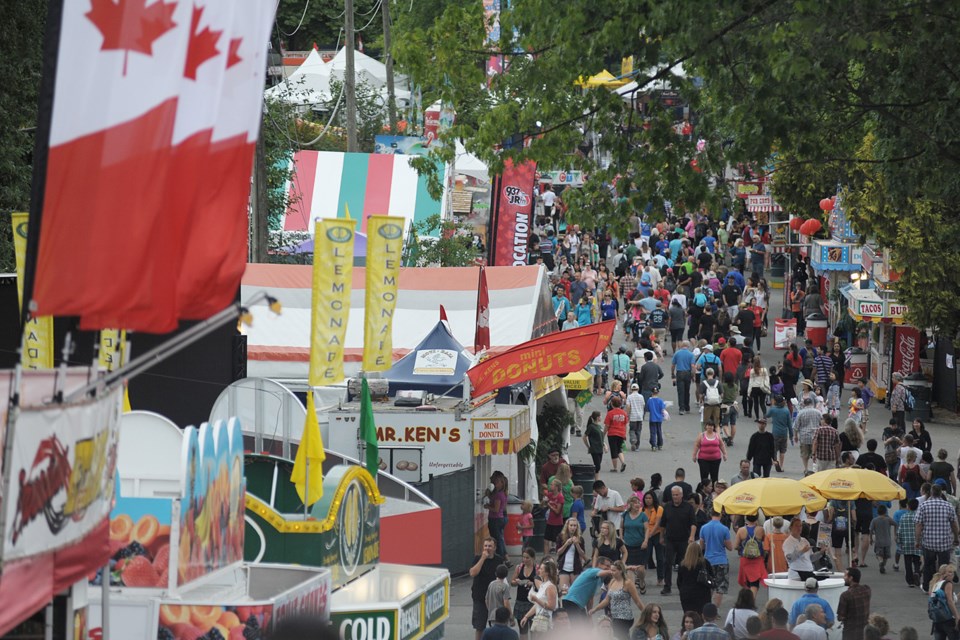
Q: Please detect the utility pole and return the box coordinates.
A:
[250,114,269,263]
[344,0,358,152]
[381,0,398,133]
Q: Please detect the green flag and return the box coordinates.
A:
[361,378,379,476]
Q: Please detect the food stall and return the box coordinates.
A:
[844,245,931,400]
[89,418,333,640]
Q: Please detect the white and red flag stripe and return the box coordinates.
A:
[32,0,275,332]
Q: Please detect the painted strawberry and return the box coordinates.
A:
[153,543,171,572]
[170,623,204,640]
[155,568,169,589]
[120,555,158,587]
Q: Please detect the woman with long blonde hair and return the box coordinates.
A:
[589,560,644,639]
[928,563,960,639]
[555,518,586,590]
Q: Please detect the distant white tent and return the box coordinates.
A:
[615,63,687,99]
[265,47,410,108]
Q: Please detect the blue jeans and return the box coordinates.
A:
[649,422,663,448]
[488,517,508,558]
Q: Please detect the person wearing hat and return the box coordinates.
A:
[746,417,776,477]
[626,383,646,452]
[788,578,836,629]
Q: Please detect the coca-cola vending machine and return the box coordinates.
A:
[892,326,922,377]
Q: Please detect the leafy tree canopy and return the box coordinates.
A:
[394,0,960,334]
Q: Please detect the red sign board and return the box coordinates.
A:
[467,321,615,397]
[491,159,537,266]
[893,326,922,376]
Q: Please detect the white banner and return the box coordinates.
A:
[2,388,122,560]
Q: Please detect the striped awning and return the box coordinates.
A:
[471,407,532,456]
[746,195,782,213]
[473,430,532,455]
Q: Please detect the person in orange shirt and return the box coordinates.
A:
[764,516,789,574]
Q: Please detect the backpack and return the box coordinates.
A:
[702,354,720,378]
[615,254,628,277]
[904,387,916,411]
[704,380,721,405]
[929,584,954,623]
[743,530,762,559]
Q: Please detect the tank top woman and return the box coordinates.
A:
[697,433,723,461]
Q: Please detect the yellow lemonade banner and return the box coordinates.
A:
[99,329,127,372]
[309,218,356,385]
[12,213,53,369]
[363,216,404,371]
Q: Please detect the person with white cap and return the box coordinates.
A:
[788,578,836,629]
[626,383,646,452]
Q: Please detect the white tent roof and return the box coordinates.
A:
[616,63,687,98]
[455,140,488,180]
[241,264,551,380]
[265,47,410,107]
[289,48,328,80]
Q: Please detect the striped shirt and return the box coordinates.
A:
[626,391,645,422]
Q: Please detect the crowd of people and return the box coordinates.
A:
[467,210,960,639]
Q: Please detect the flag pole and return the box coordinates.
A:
[20,0,65,335]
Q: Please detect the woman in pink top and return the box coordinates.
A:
[692,420,727,484]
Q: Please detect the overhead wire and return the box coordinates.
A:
[277,0,311,37]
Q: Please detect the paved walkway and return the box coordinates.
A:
[445,279,955,638]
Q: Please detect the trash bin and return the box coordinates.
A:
[505,495,526,557]
[769,254,785,290]
[571,463,596,515]
[805,313,828,348]
[844,347,869,390]
[904,372,933,421]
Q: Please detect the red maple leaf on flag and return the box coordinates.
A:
[183,5,221,80]
[226,37,243,70]
[86,0,178,75]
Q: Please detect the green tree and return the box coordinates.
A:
[394,0,960,333]
[0,0,47,272]
[405,214,480,267]
[274,0,383,53]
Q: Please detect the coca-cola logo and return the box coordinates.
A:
[898,334,917,374]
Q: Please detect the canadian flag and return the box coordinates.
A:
[31,0,276,333]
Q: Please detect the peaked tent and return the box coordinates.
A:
[381,321,474,396]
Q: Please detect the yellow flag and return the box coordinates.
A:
[309,217,356,385]
[291,393,326,506]
[99,329,127,372]
[12,212,53,369]
[363,216,405,371]
[122,386,132,413]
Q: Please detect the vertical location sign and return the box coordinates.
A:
[311,218,356,384]
[492,159,536,266]
[364,216,405,371]
[11,212,53,369]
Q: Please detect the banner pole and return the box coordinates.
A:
[64,292,275,403]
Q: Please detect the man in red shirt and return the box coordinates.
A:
[719,336,742,374]
[604,397,629,473]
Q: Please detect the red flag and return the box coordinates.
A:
[490,159,536,266]
[440,304,448,322]
[474,266,490,352]
[467,320,616,397]
[29,0,276,333]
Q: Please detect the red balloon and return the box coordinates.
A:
[819,198,834,212]
[789,217,804,232]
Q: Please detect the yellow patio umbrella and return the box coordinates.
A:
[800,468,905,561]
[562,369,593,391]
[799,468,906,502]
[576,69,631,89]
[712,478,827,516]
